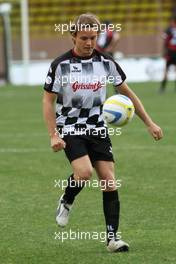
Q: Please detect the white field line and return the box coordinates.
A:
[0,132,47,138]
[0,119,42,124]
[0,126,175,138]
[0,145,175,153]
[112,145,175,151]
[0,148,49,153]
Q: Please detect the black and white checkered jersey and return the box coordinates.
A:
[43,49,126,133]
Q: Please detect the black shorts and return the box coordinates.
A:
[63,132,114,165]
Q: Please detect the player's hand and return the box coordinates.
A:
[147,122,163,141]
[50,134,66,152]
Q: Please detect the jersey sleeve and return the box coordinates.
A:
[108,60,126,86]
[43,60,62,93]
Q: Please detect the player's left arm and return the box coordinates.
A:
[117,82,163,140]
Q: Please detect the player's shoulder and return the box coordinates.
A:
[50,50,73,68]
[94,49,126,79]
[95,49,115,62]
[94,49,121,69]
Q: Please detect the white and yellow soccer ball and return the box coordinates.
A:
[103,94,135,126]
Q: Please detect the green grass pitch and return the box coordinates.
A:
[0,82,175,264]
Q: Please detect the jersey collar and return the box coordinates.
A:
[71,48,96,60]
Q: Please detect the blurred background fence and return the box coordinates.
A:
[0,0,175,84]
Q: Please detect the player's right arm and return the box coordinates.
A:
[43,59,66,152]
[43,91,66,152]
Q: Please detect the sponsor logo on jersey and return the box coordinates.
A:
[72,81,102,92]
[71,65,81,73]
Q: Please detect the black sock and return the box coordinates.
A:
[103,190,120,244]
[63,174,84,204]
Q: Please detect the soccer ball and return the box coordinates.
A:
[103,94,135,126]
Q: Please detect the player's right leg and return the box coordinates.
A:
[56,154,93,227]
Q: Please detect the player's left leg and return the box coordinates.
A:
[94,160,129,252]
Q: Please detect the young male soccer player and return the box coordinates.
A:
[160,16,176,92]
[43,13,163,252]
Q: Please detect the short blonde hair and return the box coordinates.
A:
[70,13,101,36]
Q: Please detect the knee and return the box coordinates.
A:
[99,173,117,191]
[74,166,93,181]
